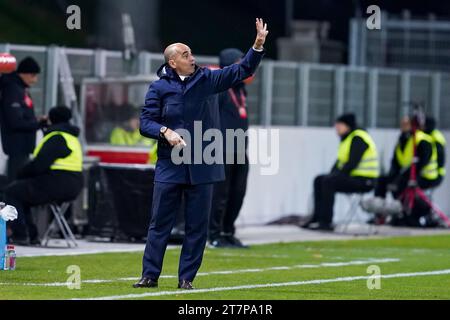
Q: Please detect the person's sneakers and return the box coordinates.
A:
[132,277,158,288]
[178,280,194,290]
[209,237,233,248]
[223,235,249,249]
[305,222,335,232]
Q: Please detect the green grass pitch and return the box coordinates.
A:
[1,234,450,300]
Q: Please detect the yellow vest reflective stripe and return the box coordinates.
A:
[33,131,83,172]
[430,129,446,177]
[337,129,380,178]
[395,131,438,180]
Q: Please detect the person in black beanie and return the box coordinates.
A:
[4,106,83,245]
[302,113,379,231]
[0,56,47,183]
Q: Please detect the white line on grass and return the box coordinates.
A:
[75,269,450,300]
[0,258,399,287]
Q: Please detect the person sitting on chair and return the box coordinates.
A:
[372,115,440,226]
[302,113,380,231]
[4,106,83,245]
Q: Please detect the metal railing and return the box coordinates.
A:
[2,42,450,129]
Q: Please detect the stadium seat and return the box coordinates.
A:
[41,202,78,248]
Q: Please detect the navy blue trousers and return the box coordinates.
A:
[142,182,213,282]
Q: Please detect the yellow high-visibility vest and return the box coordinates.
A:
[395,131,438,180]
[33,131,83,172]
[430,129,446,177]
[337,129,380,178]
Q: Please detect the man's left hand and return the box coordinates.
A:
[254,18,269,51]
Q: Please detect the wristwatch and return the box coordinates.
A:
[160,126,168,138]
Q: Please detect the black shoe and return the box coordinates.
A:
[224,235,249,248]
[300,220,317,229]
[178,280,194,290]
[133,277,158,288]
[209,237,233,248]
[29,237,41,246]
[308,222,334,232]
[9,236,30,246]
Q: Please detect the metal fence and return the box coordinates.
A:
[349,12,450,72]
[2,42,450,129]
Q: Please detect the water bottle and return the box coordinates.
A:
[4,245,16,271]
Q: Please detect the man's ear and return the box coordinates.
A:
[168,59,176,69]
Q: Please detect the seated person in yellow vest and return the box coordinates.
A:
[302,113,380,231]
[4,106,83,246]
[374,115,440,212]
[109,111,158,164]
[424,116,446,187]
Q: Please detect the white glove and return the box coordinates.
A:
[0,205,18,221]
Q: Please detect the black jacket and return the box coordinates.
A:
[18,123,82,179]
[0,73,40,156]
[218,82,249,156]
[331,129,369,176]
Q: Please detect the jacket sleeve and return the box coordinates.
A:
[18,135,71,178]
[140,85,164,140]
[207,48,264,94]
[1,86,40,132]
[339,136,369,175]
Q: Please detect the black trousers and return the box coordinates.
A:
[375,173,440,199]
[5,172,83,239]
[312,174,375,225]
[209,155,249,240]
[7,154,30,183]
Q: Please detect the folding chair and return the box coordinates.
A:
[340,193,376,235]
[41,202,78,248]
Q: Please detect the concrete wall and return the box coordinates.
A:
[236,126,450,226]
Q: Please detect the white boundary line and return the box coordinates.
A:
[0,258,399,287]
[75,269,450,300]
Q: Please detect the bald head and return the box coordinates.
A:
[163,43,196,76]
[164,43,189,63]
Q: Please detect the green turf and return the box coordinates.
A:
[1,234,450,300]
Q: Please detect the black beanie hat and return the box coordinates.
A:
[17,57,41,74]
[424,116,436,133]
[49,106,72,124]
[219,48,244,68]
[336,113,356,129]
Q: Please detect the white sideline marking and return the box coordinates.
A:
[76,269,450,300]
[0,258,399,287]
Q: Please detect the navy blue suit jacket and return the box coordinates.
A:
[140,47,264,185]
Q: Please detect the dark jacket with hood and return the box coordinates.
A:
[218,49,249,157]
[140,47,264,185]
[0,72,40,156]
